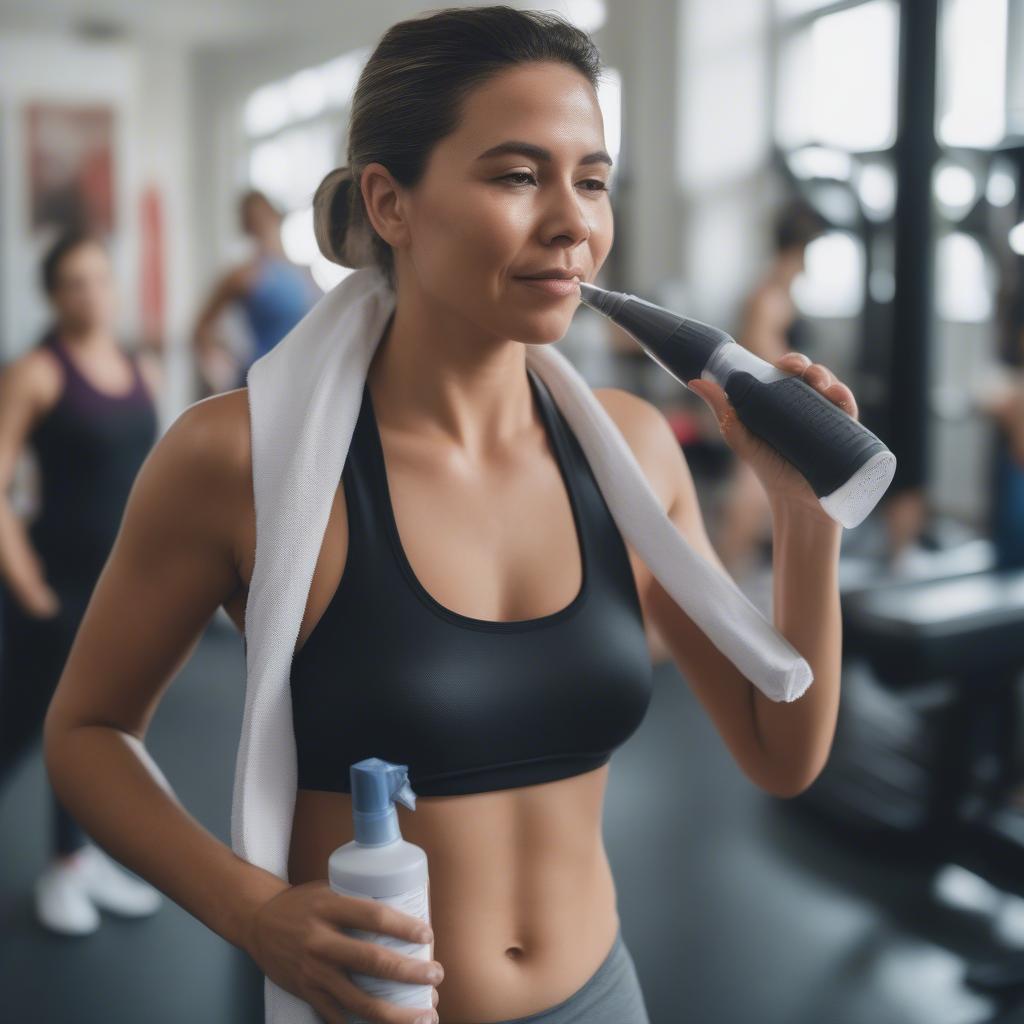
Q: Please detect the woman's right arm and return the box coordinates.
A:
[191,266,251,393]
[42,393,442,1024]
[0,353,60,614]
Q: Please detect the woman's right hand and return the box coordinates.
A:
[245,880,443,1024]
[18,580,61,618]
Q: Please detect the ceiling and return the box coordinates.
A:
[0,0,499,46]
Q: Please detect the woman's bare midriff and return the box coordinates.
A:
[287,765,621,1024]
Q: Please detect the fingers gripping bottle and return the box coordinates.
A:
[329,758,432,1022]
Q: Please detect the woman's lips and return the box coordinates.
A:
[513,276,581,297]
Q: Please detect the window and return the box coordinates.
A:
[775,0,899,153]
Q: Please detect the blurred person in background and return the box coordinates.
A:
[191,189,321,394]
[0,229,162,935]
[713,198,826,577]
[977,273,1024,570]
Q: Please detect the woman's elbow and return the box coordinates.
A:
[754,758,826,800]
[42,700,77,790]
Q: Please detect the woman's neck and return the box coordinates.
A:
[367,284,535,458]
[56,324,119,356]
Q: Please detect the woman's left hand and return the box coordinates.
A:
[687,352,859,520]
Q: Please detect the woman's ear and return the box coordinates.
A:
[360,162,411,250]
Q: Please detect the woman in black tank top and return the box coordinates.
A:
[0,231,162,935]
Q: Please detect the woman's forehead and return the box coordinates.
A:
[60,244,108,274]
[443,66,605,163]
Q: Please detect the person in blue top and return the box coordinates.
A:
[191,189,321,393]
[978,346,1024,570]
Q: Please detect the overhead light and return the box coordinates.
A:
[786,145,852,181]
[936,232,992,322]
[933,160,979,220]
[806,181,860,228]
[869,268,895,303]
[856,161,896,221]
[793,231,865,318]
[986,161,1016,208]
[1010,221,1024,256]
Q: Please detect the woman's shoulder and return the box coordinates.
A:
[156,388,253,513]
[127,388,254,577]
[0,344,64,421]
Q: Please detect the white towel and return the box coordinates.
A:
[234,266,813,1023]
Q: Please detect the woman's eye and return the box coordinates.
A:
[501,171,537,186]
[499,172,609,192]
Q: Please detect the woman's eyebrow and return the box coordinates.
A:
[476,140,613,166]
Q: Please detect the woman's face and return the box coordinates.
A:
[50,242,116,333]
[241,194,280,238]
[385,60,614,344]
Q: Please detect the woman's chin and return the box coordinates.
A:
[508,311,576,346]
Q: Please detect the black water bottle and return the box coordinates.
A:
[578,282,896,528]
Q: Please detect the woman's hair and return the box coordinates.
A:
[41,227,104,296]
[313,4,604,288]
[239,188,280,227]
[773,197,828,254]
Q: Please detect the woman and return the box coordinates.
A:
[0,229,162,934]
[191,190,320,393]
[978,351,1024,568]
[44,7,851,1023]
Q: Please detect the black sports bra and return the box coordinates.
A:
[289,369,654,797]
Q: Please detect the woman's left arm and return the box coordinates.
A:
[595,352,852,799]
[690,352,848,795]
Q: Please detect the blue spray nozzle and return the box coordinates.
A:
[349,758,418,846]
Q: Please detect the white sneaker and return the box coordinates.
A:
[75,845,162,918]
[34,857,101,936]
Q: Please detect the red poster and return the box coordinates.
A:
[25,103,116,235]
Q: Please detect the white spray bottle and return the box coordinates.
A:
[328,757,433,1022]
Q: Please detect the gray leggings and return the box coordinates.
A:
[483,927,650,1024]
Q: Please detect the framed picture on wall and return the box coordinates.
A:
[24,102,115,235]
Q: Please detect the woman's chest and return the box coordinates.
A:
[225,456,656,654]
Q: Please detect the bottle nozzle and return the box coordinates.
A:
[578,281,628,318]
[574,281,727,383]
[350,757,418,846]
[578,280,604,308]
[392,774,417,813]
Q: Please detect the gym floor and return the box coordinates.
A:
[0,590,1011,1024]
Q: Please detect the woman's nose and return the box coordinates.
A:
[541,183,591,248]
